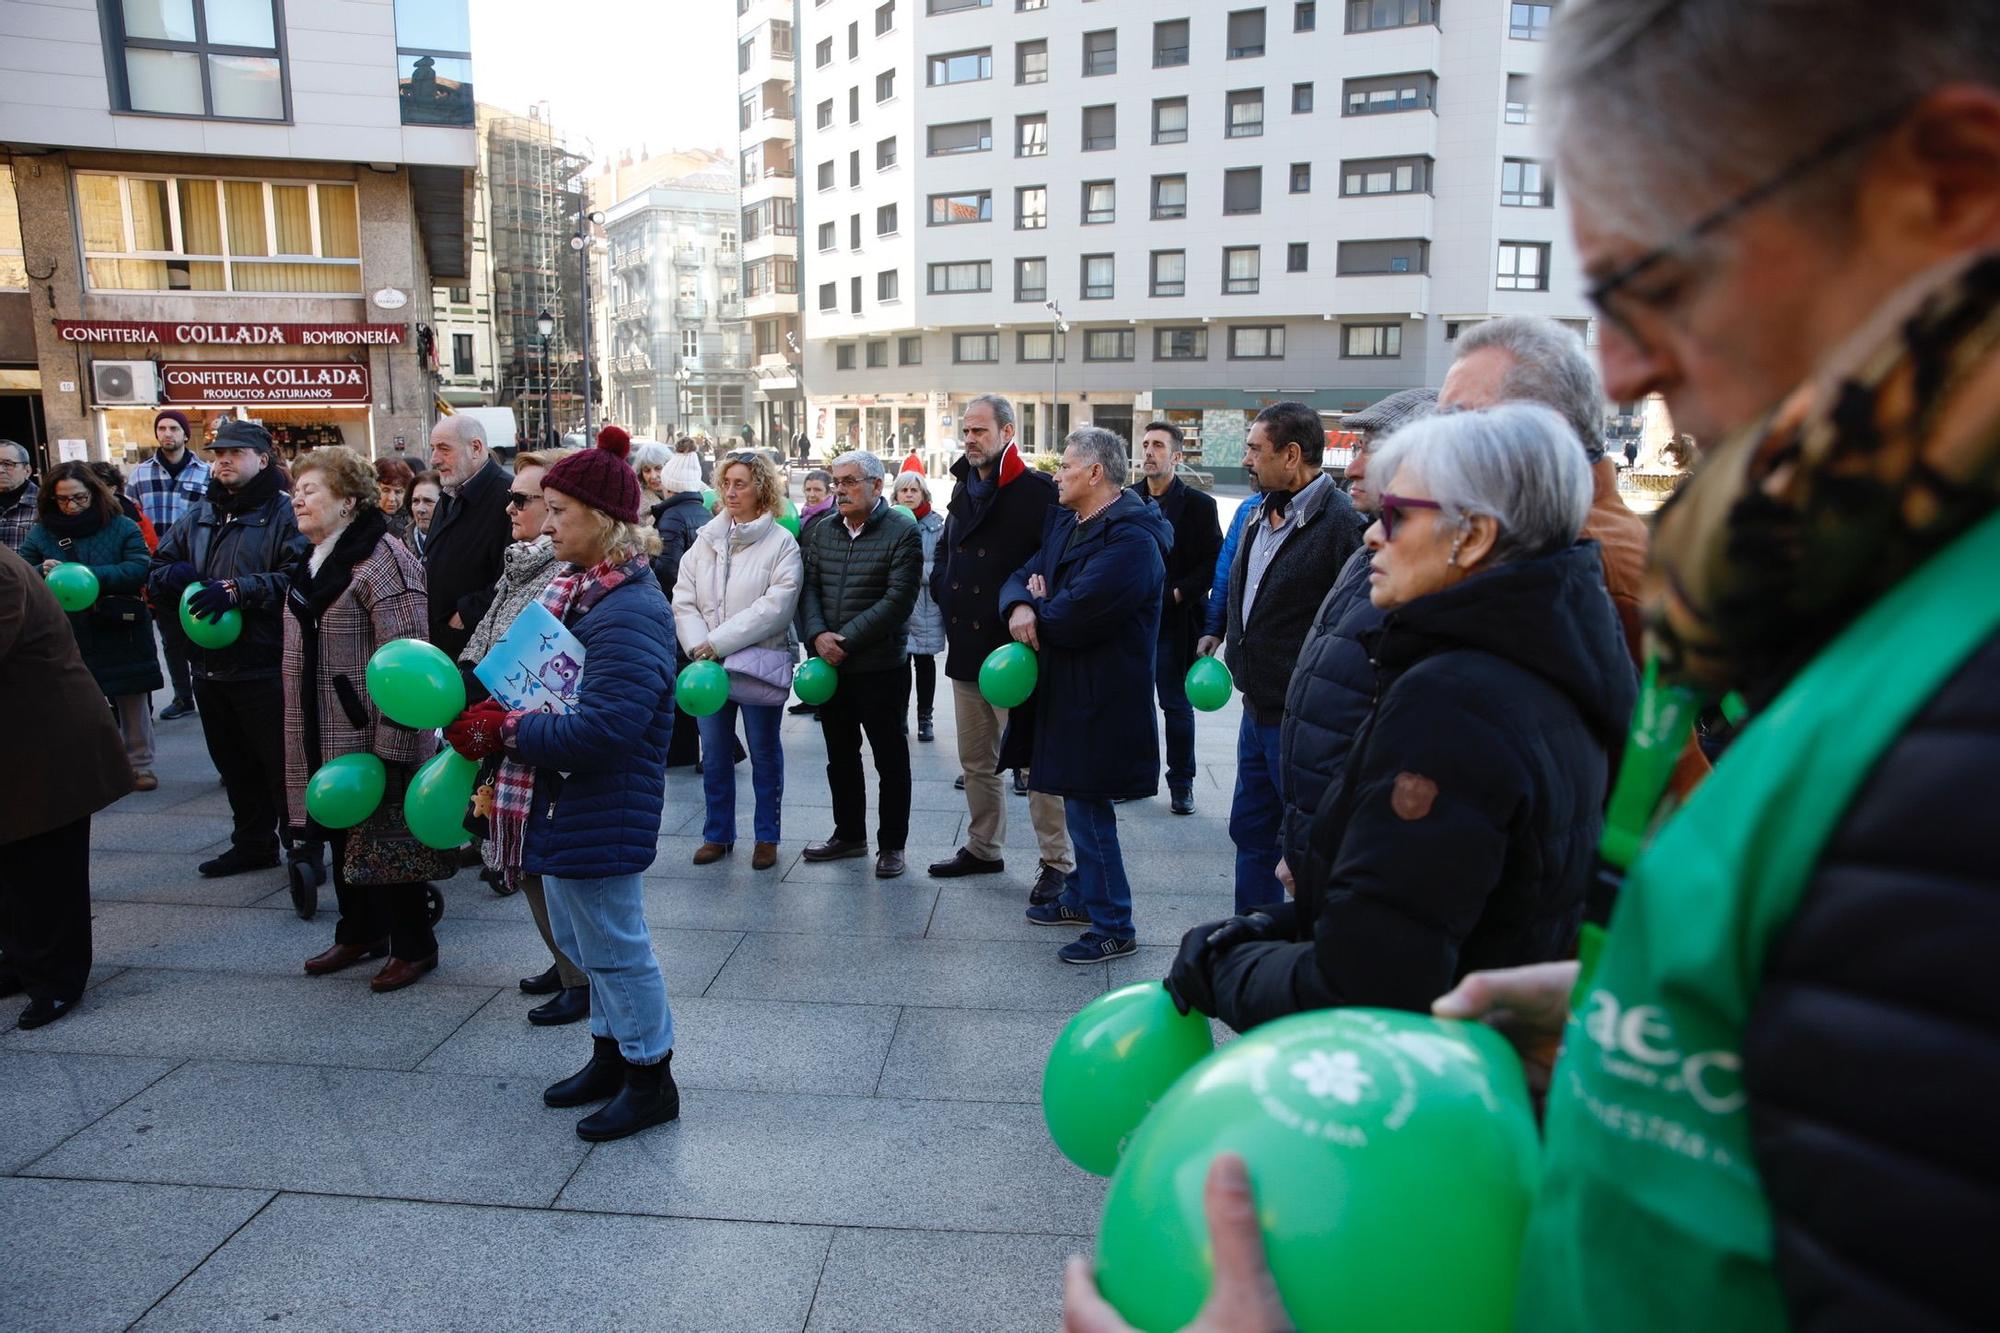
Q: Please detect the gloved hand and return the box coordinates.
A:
[444,699,509,761]
[1164,912,1280,1018]
[185,579,238,622]
[157,561,198,596]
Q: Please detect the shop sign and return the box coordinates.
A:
[55,320,406,347]
[160,362,371,405]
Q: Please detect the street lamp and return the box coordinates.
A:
[1044,300,1069,452]
[674,366,691,437]
[535,308,555,447]
[785,329,804,454]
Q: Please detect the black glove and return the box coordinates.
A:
[157,560,197,596]
[185,579,239,622]
[1164,912,1280,1017]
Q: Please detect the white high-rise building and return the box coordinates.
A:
[794,0,1587,479]
[738,0,807,451]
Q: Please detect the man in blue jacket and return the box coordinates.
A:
[1001,427,1170,964]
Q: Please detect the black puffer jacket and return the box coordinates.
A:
[799,496,923,676]
[651,490,708,593]
[1223,475,1366,723]
[1207,542,1636,1028]
[1278,546,1383,891]
[1744,626,2000,1331]
[147,471,304,682]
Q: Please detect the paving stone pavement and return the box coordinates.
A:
[2,650,1247,1331]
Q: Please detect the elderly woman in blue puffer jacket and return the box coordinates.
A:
[443,436,680,1144]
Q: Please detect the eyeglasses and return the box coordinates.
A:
[505,491,541,510]
[1377,493,1441,542]
[53,492,93,510]
[1584,103,1909,345]
[831,475,870,489]
[0,458,28,471]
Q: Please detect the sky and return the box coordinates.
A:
[470,0,740,170]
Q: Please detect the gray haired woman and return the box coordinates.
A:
[1167,403,1639,1033]
[892,469,946,741]
[631,440,672,513]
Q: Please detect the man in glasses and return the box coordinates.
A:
[421,414,513,661]
[0,439,37,552]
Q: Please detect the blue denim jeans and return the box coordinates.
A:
[1154,625,1195,789]
[543,872,674,1064]
[697,701,784,845]
[1059,796,1135,940]
[1228,712,1286,913]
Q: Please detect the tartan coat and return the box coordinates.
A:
[282,518,434,831]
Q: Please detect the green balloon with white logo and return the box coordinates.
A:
[1092,1008,1540,1332]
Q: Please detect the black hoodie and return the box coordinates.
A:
[1205,541,1639,1030]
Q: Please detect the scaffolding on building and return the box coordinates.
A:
[484,103,589,447]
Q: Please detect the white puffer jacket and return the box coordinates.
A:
[671,510,803,659]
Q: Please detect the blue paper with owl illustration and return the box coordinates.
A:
[474,601,586,715]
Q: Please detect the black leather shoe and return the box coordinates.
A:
[576,1052,680,1142]
[917,714,935,743]
[1029,861,1069,906]
[1170,786,1196,816]
[198,846,281,878]
[520,965,562,996]
[928,847,1004,878]
[158,697,196,721]
[17,996,76,1030]
[954,773,966,790]
[544,1035,625,1107]
[802,836,869,862]
[529,986,590,1026]
[787,701,817,716]
[1012,770,1030,796]
[875,849,906,878]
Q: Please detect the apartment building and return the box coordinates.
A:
[738,0,807,449]
[793,0,1587,477]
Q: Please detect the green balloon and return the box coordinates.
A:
[403,748,478,850]
[1043,982,1214,1177]
[179,582,243,649]
[677,659,730,717]
[702,488,719,509]
[46,562,100,612]
[793,656,838,705]
[1185,656,1235,712]
[776,511,801,538]
[979,641,1038,709]
[365,637,466,730]
[892,502,915,517]
[1095,1009,1540,1333]
[305,752,387,829]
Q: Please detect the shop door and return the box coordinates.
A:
[0,392,46,466]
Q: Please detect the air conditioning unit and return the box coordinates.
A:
[92,360,161,406]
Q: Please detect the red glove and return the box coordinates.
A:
[445,700,509,760]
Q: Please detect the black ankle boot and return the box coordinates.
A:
[917,712,934,743]
[576,1051,680,1142]
[543,1035,624,1108]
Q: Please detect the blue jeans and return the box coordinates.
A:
[1059,796,1135,940]
[1154,625,1195,789]
[697,701,784,844]
[1228,712,1286,913]
[543,872,674,1064]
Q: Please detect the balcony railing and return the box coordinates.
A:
[615,300,648,324]
[673,246,705,268]
[718,299,744,320]
[675,296,709,320]
[613,245,649,270]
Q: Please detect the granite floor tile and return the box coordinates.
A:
[86,851,302,908]
[0,1050,180,1172]
[705,930,1109,1010]
[805,1227,1088,1333]
[873,1005,1066,1105]
[88,811,238,854]
[927,881,1232,946]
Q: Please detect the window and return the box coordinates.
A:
[819,282,838,311]
[817,221,837,251]
[1290,162,1312,193]
[1082,254,1114,300]
[111,0,288,120]
[816,98,834,129]
[1017,39,1048,84]
[1223,246,1261,293]
[877,202,899,234]
[899,335,923,365]
[815,37,833,66]
[1223,167,1263,215]
[1083,29,1117,76]
[1150,250,1186,297]
[1510,3,1555,40]
[1015,256,1048,302]
[739,35,756,73]
[1082,104,1116,151]
[744,256,798,297]
[771,18,794,56]
[836,344,857,370]
[1016,185,1047,230]
[452,333,474,375]
[1338,237,1430,274]
[929,118,993,155]
[1230,325,1286,359]
[1341,155,1432,195]
[954,332,999,363]
[1227,9,1267,57]
[849,87,860,122]
[1152,174,1187,219]
[1345,0,1437,32]
[928,48,992,85]
[1154,19,1189,67]
[930,0,991,11]
[1156,327,1208,360]
[743,198,798,241]
[1295,1,1317,30]
[849,149,861,186]
[1018,330,1057,362]
[866,340,889,368]
[877,136,898,169]
[1501,158,1553,207]
[1292,82,1314,113]
[1226,89,1264,138]
[75,173,362,294]
[1343,324,1402,357]
[1343,71,1436,116]
[1505,73,1531,124]
[878,269,900,301]
[1082,180,1115,225]
[1085,329,1134,361]
[1017,113,1048,157]
[1287,242,1309,272]
[817,159,835,190]
[876,1,896,34]
[930,190,992,224]
[850,213,862,249]
[848,20,859,58]
[739,93,756,132]
[928,260,992,293]
[1016,0,1044,8]
[1153,97,1189,145]
[1497,241,1550,291]
[851,275,863,314]
[877,68,896,101]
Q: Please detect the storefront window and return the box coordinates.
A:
[76,172,362,295]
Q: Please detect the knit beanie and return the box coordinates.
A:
[596,424,631,459]
[542,433,642,524]
[658,450,705,494]
[153,409,193,437]
[1345,387,1438,439]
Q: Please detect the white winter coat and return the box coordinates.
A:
[671,510,803,658]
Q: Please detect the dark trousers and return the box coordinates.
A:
[819,667,911,850]
[158,619,194,704]
[911,653,936,719]
[193,676,288,856]
[0,816,93,1003]
[328,831,437,962]
[1154,624,1195,789]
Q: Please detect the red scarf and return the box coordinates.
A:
[912,499,933,520]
